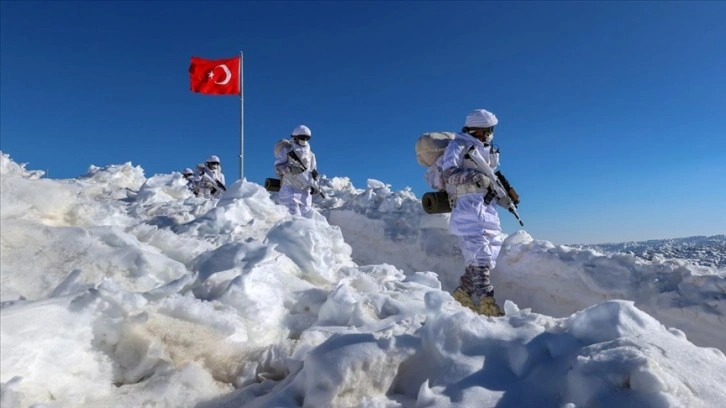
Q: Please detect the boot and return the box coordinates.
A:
[453,287,477,311]
[476,296,504,317]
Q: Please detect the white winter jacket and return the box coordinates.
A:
[442,132,501,237]
[274,140,318,191]
[198,167,226,197]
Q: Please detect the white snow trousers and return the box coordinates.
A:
[449,193,503,268]
[279,185,313,217]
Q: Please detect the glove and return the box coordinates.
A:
[497,194,514,209]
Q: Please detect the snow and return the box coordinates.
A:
[1,151,725,408]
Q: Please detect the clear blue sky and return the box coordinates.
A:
[1,1,724,245]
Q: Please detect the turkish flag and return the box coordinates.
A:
[189,56,241,95]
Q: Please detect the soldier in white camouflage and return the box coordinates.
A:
[442,108,514,317]
[274,125,320,217]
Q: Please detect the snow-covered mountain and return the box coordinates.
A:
[580,235,726,268]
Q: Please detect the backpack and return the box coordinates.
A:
[274,139,292,157]
[265,139,293,192]
[416,132,456,190]
[415,132,456,167]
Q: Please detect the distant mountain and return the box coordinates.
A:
[577,235,726,268]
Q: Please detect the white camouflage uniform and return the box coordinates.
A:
[198,156,226,198]
[274,126,319,217]
[442,108,507,309]
[442,131,503,269]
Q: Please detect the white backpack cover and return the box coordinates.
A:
[415,132,456,167]
[416,132,455,191]
[274,139,292,157]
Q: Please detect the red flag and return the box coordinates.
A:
[189,56,241,95]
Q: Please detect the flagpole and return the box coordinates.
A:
[239,51,245,180]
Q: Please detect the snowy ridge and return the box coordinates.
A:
[306,176,726,351]
[580,235,726,268]
[1,152,725,408]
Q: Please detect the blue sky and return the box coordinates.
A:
[1,1,724,245]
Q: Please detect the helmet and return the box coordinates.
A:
[205,155,221,170]
[291,125,312,137]
[464,109,498,144]
[291,125,312,146]
[464,109,498,128]
[182,168,193,176]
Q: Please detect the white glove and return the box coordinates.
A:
[497,194,513,209]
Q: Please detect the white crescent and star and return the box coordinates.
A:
[207,64,232,85]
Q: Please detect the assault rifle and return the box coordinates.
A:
[495,171,519,206]
[202,175,226,196]
[465,146,524,226]
[288,151,326,199]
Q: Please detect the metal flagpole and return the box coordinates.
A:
[239,51,245,180]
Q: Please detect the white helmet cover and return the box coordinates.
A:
[206,155,220,163]
[291,125,312,137]
[464,109,498,128]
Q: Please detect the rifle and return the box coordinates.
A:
[202,174,226,196]
[495,171,519,205]
[465,146,524,226]
[288,151,326,199]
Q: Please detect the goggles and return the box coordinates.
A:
[469,127,494,136]
[293,135,311,141]
[207,162,220,169]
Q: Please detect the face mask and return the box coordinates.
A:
[467,128,494,145]
[293,136,310,147]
